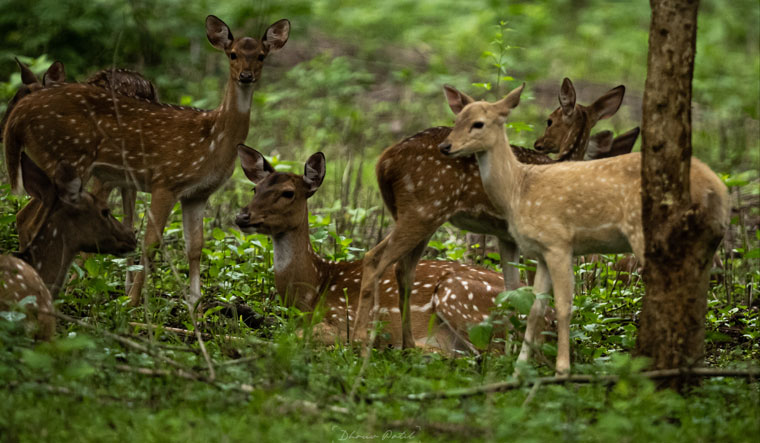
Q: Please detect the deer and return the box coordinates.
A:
[233,144,511,352]
[437,83,729,375]
[359,78,632,349]
[3,16,291,309]
[1,153,137,340]
[3,60,159,250]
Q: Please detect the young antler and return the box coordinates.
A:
[360,79,628,349]
[439,83,729,374]
[234,145,507,352]
[3,16,290,308]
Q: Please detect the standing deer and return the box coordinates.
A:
[1,153,137,339]
[360,78,630,349]
[3,60,159,249]
[234,145,507,352]
[3,16,290,308]
[438,83,729,374]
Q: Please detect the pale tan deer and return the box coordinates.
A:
[233,145,508,352]
[438,83,729,374]
[3,16,290,308]
[1,153,137,339]
[360,78,629,349]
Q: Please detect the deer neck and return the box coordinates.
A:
[211,79,254,155]
[270,215,327,312]
[474,130,525,223]
[17,220,77,297]
[557,109,591,161]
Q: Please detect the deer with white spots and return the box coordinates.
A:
[2,16,290,308]
[234,145,508,352]
[438,83,729,374]
[1,153,136,340]
[3,60,158,250]
[360,78,633,349]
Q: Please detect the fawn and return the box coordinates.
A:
[3,16,290,308]
[234,145,508,352]
[360,78,632,348]
[1,153,136,339]
[438,83,729,374]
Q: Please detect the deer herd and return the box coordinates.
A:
[0,15,728,375]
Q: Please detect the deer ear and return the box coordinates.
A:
[53,161,82,204]
[609,127,639,157]
[559,78,576,116]
[590,85,625,122]
[303,152,326,198]
[20,153,55,206]
[15,58,39,86]
[206,15,234,51]
[263,19,290,52]
[237,144,274,184]
[494,83,525,117]
[42,61,65,86]
[584,130,614,160]
[443,84,475,115]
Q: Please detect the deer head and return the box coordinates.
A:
[235,145,325,235]
[205,15,290,87]
[16,153,136,294]
[438,83,525,158]
[533,78,625,157]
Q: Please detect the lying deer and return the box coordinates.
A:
[1,153,136,339]
[3,60,158,249]
[360,78,632,348]
[234,145,508,352]
[3,16,290,308]
[438,83,729,374]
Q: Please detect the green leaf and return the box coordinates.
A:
[468,322,493,349]
[212,228,226,241]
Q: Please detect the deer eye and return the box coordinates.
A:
[282,190,294,199]
[257,54,265,61]
[547,119,553,127]
[229,52,237,60]
[472,121,484,130]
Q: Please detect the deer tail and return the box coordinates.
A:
[3,124,24,193]
[375,153,399,220]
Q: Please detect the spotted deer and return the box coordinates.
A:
[360,79,629,349]
[3,60,159,249]
[1,153,137,339]
[3,16,290,308]
[234,145,508,352]
[438,83,729,374]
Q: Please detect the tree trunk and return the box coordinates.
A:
[635,0,719,390]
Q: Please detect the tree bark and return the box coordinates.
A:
[635,0,720,390]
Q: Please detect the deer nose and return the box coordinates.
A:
[235,212,251,226]
[438,141,452,155]
[239,71,254,83]
[534,139,545,151]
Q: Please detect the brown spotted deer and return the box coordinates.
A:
[233,145,507,352]
[3,60,159,248]
[438,83,729,374]
[1,153,137,339]
[360,78,629,349]
[3,16,290,308]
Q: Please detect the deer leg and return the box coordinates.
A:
[517,258,552,365]
[394,237,431,348]
[181,197,207,310]
[545,250,574,375]
[128,189,176,306]
[497,238,522,290]
[122,187,137,293]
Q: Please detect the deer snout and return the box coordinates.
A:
[238,71,254,84]
[438,141,453,156]
[235,211,251,227]
[533,138,545,151]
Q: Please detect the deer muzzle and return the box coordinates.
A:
[438,141,453,156]
[238,71,254,84]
